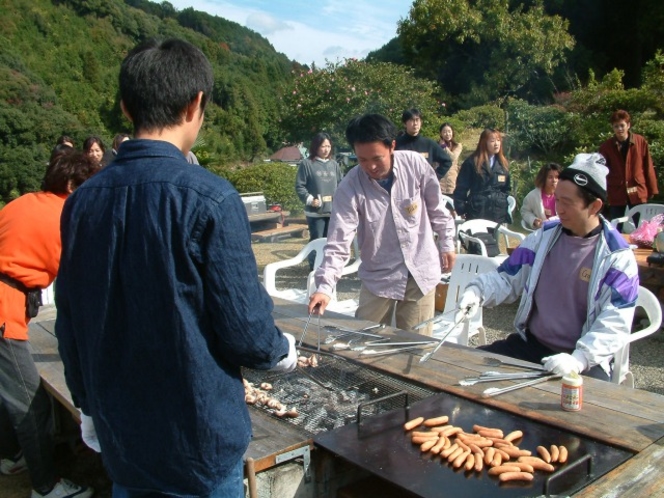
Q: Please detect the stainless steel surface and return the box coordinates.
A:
[482,374,560,397]
[482,356,546,371]
[459,371,548,386]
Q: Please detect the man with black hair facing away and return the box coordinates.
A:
[456,153,638,381]
[55,39,297,497]
[0,149,99,498]
[395,108,452,180]
[309,113,456,336]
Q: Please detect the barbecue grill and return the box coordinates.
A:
[244,348,634,497]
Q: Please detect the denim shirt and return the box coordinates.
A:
[55,140,289,495]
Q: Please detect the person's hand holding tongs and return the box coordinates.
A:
[420,286,481,363]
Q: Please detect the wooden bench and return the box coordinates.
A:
[251,224,309,242]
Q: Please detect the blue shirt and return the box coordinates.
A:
[55,139,289,495]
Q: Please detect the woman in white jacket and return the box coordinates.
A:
[520,163,561,229]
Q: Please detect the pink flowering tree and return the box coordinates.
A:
[279,58,444,147]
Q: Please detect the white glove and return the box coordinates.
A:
[455,287,481,323]
[270,333,297,373]
[541,351,587,376]
[79,413,101,453]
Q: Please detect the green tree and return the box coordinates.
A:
[279,59,444,147]
[397,0,575,108]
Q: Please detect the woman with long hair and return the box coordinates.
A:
[295,132,344,269]
[83,136,107,167]
[520,162,562,229]
[438,122,463,196]
[453,128,511,223]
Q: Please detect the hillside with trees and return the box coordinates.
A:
[0,0,299,204]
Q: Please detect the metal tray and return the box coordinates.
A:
[314,392,632,497]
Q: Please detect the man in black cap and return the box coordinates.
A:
[456,153,639,381]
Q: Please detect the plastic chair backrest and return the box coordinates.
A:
[507,195,516,218]
[611,203,664,233]
[612,286,662,387]
[520,219,534,232]
[456,219,524,257]
[437,254,500,344]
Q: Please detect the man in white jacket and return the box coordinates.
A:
[457,153,638,380]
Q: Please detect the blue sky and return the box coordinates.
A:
[168,0,413,66]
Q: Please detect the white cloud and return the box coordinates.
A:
[246,12,293,35]
[167,0,412,66]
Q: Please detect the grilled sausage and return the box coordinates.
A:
[537,445,552,463]
[490,453,503,467]
[478,429,505,439]
[474,451,484,472]
[504,430,524,443]
[558,445,568,463]
[549,444,559,463]
[404,417,424,431]
[447,446,465,463]
[488,465,521,476]
[420,439,438,452]
[484,447,496,465]
[499,446,531,458]
[453,450,471,468]
[464,453,475,471]
[518,456,555,472]
[510,462,535,473]
[499,471,534,482]
[412,431,439,438]
[412,435,439,444]
[423,415,449,427]
[440,443,459,459]
[430,436,448,455]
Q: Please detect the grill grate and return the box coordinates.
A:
[243,353,436,434]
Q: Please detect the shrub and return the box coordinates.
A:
[454,105,505,131]
[505,99,572,157]
[227,162,302,214]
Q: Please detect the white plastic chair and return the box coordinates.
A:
[507,195,516,221]
[262,237,360,315]
[520,219,534,233]
[41,281,56,306]
[612,286,662,387]
[610,203,664,233]
[431,254,501,345]
[456,219,526,261]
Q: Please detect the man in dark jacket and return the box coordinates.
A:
[55,38,296,497]
[598,109,658,225]
[395,108,451,179]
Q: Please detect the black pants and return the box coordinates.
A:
[478,331,611,381]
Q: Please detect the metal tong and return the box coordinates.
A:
[482,374,561,397]
[459,371,548,386]
[419,306,471,363]
[323,323,385,344]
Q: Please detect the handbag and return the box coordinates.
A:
[629,213,664,248]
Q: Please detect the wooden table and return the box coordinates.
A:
[271,298,664,496]
[29,300,664,496]
[622,234,664,300]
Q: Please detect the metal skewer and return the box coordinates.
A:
[459,371,548,386]
[298,307,317,347]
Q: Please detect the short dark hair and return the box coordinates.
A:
[83,136,105,153]
[308,132,332,160]
[120,38,214,133]
[112,133,131,152]
[42,150,100,194]
[401,108,422,123]
[534,162,562,189]
[610,109,631,124]
[56,135,75,147]
[346,114,398,148]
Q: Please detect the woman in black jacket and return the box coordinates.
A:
[453,128,511,223]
